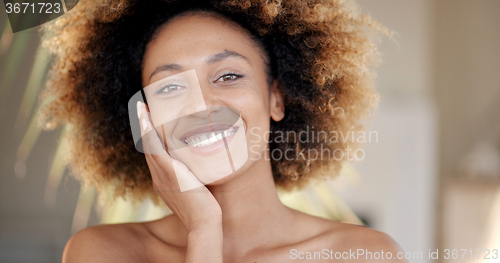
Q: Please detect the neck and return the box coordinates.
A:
[206,156,294,252]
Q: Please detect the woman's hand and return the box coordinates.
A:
[137,101,222,230]
[137,102,223,262]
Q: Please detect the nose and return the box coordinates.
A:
[187,80,224,118]
[205,97,224,109]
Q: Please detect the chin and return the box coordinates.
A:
[204,159,253,187]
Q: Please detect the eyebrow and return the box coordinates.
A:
[148,50,249,84]
[206,50,248,64]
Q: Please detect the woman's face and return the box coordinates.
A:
[141,13,284,187]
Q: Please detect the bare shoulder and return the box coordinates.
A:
[62,215,185,263]
[62,222,149,263]
[326,220,401,246]
[320,219,408,262]
[283,209,408,262]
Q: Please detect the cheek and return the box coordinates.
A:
[232,92,270,142]
[225,89,271,155]
[153,123,174,146]
[225,87,269,119]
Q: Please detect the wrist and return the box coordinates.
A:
[187,216,222,234]
[185,220,223,263]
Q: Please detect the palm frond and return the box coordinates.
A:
[70,185,95,234]
[43,125,68,208]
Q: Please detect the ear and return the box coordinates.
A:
[269,80,285,122]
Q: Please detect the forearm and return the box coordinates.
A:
[184,222,223,263]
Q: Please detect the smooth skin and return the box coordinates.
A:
[62,13,407,263]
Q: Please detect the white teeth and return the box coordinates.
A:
[209,133,217,144]
[182,127,239,147]
[200,134,209,147]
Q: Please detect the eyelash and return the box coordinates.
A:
[156,72,243,93]
[215,72,244,83]
[156,84,184,94]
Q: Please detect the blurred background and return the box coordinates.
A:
[1,0,499,262]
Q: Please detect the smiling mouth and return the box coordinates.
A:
[181,126,239,148]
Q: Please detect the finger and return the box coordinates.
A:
[138,101,173,168]
[171,158,204,192]
[139,103,167,156]
[138,102,202,192]
[137,101,152,155]
[138,102,180,187]
[144,153,161,179]
[138,101,166,179]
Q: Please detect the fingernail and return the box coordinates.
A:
[142,119,148,131]
[137,101,142,119]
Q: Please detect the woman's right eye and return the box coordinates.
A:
[156,84,185,94]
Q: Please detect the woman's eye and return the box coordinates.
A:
[156,84,185,94]
[215,73,243,83]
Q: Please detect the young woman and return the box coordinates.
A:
[38,0,405,262]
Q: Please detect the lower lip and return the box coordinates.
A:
[181,129,239,156]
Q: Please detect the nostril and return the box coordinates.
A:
[187,109,211,119]
[208,106,223,114]
[205,98,224,109]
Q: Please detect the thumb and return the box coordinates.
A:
[171,158,204,192]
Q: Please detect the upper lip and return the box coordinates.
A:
[179,122,236,141]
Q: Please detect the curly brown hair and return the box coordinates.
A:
[37,0,388,207]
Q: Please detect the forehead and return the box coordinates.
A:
[142,13,265,77]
